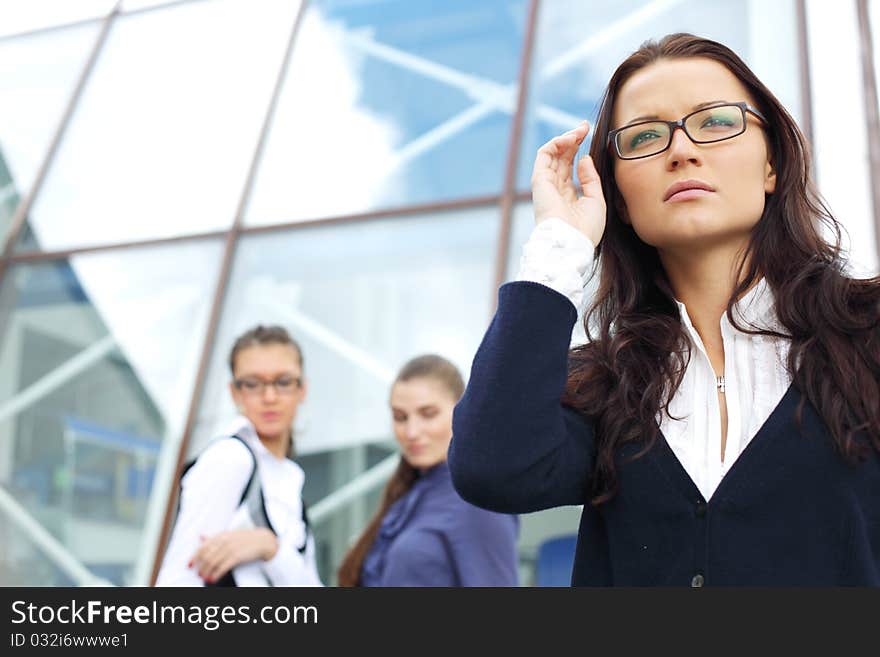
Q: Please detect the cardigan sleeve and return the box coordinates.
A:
[448,281,596,513]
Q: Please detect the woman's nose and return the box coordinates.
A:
[405,420,421,440]
[665,126,701,169]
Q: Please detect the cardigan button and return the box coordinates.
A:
[695,501,707,517]
[691,573,705,588]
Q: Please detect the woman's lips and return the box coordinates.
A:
[666,188,714,202]
[261,412,280,421]
[663,179,716,202]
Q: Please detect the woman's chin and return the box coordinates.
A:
[404,453,445,470]
[253,422,288,442]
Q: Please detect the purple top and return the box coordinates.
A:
[360,461,519,586]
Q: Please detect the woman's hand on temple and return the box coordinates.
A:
[531,120,607,247]
[189,528,279,584]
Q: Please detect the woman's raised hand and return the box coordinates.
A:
[530,121,607,247]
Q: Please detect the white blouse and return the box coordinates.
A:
[156,416,322,586]
[517,218,793,501]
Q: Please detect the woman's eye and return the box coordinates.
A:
[630,130,662,149]
[700,117,735,129]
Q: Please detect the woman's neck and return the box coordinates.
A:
[257,431,291,459]
[659,239,756,369]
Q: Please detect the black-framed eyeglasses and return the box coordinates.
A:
[607,101,768,160]
[233,376,302,396]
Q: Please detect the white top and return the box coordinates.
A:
[156,416,323,586]
[517,218,793,501]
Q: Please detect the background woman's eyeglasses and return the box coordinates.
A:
[233,376,302,395]
[607,101,768,160]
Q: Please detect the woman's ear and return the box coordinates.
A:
[764,158,777,194]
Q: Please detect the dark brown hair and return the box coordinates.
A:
[336,354,464,586]
[563,33,880,505]
[228,324,303,375]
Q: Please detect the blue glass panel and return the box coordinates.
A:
[247,0,528,225]
[0,239,222,585]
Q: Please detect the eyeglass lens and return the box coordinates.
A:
[615,105,746,159]
[236,377,300,394]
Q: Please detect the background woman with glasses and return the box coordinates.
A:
[449,33,880,586]
[156,325,322,586]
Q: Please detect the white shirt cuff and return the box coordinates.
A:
[515,217,595,312]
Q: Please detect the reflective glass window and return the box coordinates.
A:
[0,23,102,243]
[194,207,497,457]
[0,239,222,585]
[0,1,113,38]
[246,0,528,226]
[18,0,301,253]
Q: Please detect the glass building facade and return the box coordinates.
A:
[0,0,877,586]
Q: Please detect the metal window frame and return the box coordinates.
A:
[856,0,880,261]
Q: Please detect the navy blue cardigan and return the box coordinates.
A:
[448,281,880,586]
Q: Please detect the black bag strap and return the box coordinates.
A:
[298,498,310,555]
[177,434,257,513]
[177,435,310,584]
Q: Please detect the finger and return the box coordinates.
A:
[190,547,205,567]
[577,153,604,201]
[532,137,559,180]
[193,536,226,570]
[531,147,555,184]
[204,553,237,584]
[192,538,216,563]
[532,133,576,186]
[200,549,227,582]
[558,121,590,172]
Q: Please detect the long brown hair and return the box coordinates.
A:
[336,355,465,586]
[563,33,880,505]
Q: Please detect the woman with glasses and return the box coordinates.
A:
[449,33,880,586]
[156,325,322,586]
[336,354,519,587]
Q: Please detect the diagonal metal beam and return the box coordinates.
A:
[0,484,112,586]
[308,453,398,525]
[149,0,311,586]
[494,0,540,301]
[386,99,502,173]
[345,31,511,103]
[344,28,577,158]
[0,334,117,426]
[856,0,880,265]
[0,3,120,281]
[265,303,395,385]
[539,0,688,80]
